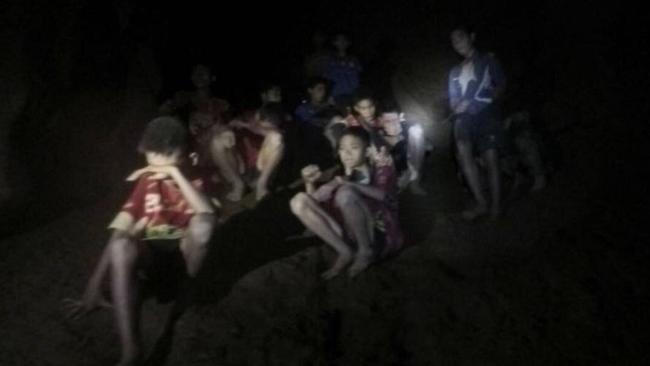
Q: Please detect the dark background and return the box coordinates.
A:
[1,1,648,365]
[0,1,637,233]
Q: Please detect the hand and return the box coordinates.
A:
[333,175,347,185]
[62,287,112,320]
[189,152,199,166]
[454,100,470,114]
[370,146,393,167]
[215,129,236,149]
[301,165,322,184]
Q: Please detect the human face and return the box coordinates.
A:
[354,99,376,121]
[191,65,213,89]
[338,134,367,170]
[308,83,327,104]
[146,149,182,166]
[380,112,403,136]
[333,34,350,52]
[450,30,475,58]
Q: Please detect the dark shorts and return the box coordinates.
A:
[453,107,504,154]
[138,239,187,304]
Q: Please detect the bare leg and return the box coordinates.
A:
[290,193,352,279]
[143,214,214,366]
[210,131,244,201]
[407,124,426,195]
[179,213,216,278]
[457,140,488,220]
[333,186,375,277]
[255,131,284,201]
[109,236,142,366]
[482,148,501,219]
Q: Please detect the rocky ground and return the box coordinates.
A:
[1,120,648,365]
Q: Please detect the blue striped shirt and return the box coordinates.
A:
[449,52,506,115]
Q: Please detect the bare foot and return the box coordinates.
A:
[531,175,547,192]
[461,204,488,221]
[347,251,374,278]
[321,251,353,280]
[226,182,244,202]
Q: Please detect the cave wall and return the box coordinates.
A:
[0,0,162,234]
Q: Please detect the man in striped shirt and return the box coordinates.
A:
[448,26,506,220]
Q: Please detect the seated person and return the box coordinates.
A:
[187,111,235,195]
[324,92,379,150]
[211,103,285,202]
[64,117,216,366]
[160,64,232,194]
[290,127,403,279]
[324,33,363,105]
[159,64,230,126]
[294,77,337,128]
[327,94,426,193]
[377,102,427,194]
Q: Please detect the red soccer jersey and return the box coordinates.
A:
[120,173,203,240]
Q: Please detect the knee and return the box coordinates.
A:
[290,192,309,216]
[212,130,236,150]
[265,130,283,148]
[108,234,137,262]
[334,186,359,208]
[456,142,473,160]
[188,213,216,245]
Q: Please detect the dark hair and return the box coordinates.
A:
[351,90,375,108]
[305,76,330,91]
[452,25,473,35]
[258,102,285,126]
[259,81,282,94]
[138,116,188,155]
[338,126,370,150]
[380,99,401,115]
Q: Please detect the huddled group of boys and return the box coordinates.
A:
[64,28,548,365]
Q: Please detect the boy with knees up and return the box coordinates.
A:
[65,117,216,366]
[290,127,403,279]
